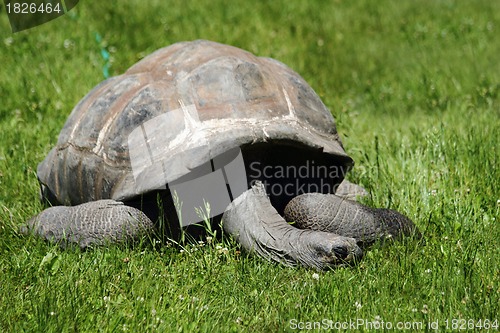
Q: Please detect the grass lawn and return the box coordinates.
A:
[1,0,499,332]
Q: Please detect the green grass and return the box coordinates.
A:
[1,0,499,332]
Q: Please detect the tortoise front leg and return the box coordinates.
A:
[284,193,419,248]
[21,200,155,248]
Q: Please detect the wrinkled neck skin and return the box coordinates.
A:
[223,182,363,270]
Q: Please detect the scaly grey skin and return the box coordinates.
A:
[222,182,363,270]
[22,182,415,268]
[284,193,419,247]
[334,179,369,200]
[22,200,154,248]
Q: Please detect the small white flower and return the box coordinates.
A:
[354,301,362,310]
[312,273,320,280]
[425,269,432,274]
[49,311,56,316]
[217,246,229,254]
[63,39,74,49]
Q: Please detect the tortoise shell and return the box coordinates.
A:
[37,40,352,207]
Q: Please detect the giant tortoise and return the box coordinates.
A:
[24,40,419,270]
